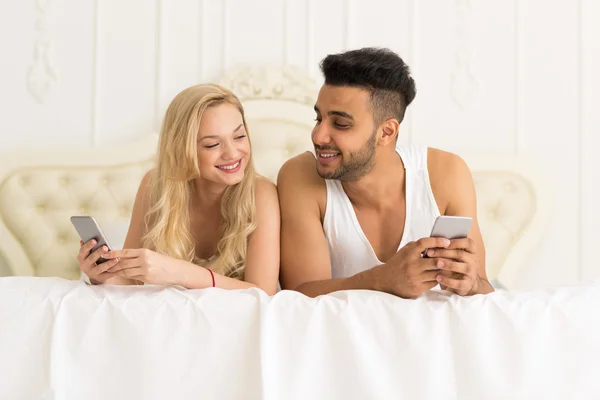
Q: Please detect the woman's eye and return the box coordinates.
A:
[235,134,247,140]
[204,143,219,149]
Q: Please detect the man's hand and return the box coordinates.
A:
[371,237,452,299]
[424,237,481,295]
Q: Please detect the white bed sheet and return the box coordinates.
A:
[1,277,599,399]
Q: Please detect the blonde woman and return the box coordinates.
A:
[76,84,280,294]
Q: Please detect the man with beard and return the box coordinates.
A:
[277,47,494,298]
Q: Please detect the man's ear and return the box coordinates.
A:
[378,118,400,145]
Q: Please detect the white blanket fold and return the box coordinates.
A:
[1,277,599,400]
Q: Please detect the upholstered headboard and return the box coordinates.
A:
[0,66,551,289]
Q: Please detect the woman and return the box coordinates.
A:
[77,84,280,294]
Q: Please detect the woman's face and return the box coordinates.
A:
[196,103,250,186]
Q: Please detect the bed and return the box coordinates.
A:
[3,66,593,400]
[0,65,551,289]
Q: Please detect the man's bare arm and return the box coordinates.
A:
[429,149,494,294]
[277,154,378,297]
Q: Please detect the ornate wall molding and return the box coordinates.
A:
[219,65,317,105]
[27,0,58,104]
[450,0,480,109]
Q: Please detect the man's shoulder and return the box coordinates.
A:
[427,147,472,180]
[427,147,474,212]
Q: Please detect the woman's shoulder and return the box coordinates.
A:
[254,176,279,209]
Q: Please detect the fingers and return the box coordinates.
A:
[115,267,145,279]
[421,270,445,282]
[417,257,454,271]
[77,239,98,262]
[106,257,140,273]
[95,270,118,282]
[79,246,119,284]
[425,248,472,263]
[89,245,110,265]
[447,237,476,253]
[95,257,120,274]
[435,274,473,295]
[414,237,451,252]
[438,260,468,275]
[101,248,140,260]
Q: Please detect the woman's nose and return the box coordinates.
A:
[221,140,238,160]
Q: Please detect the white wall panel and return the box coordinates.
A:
[158,0,202,131]
[311,0,346,82]
[1,0,598,289]
[284,0,308,68]
[226,0,284,69]
[0,0,95,151]
[94,0,157,145]
[513,0,580,289]
[411,1,517,155]
[581,0,600,282]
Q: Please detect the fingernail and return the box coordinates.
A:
[92,240,97,245]
[437,260,444,268]
[436,275,443,282]
[102,246,107,252]
[101,254,108,258]
[427,249,435,257]
[443,239,450,246]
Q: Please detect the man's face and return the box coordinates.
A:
[312,85,377,181]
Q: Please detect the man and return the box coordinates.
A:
[277,47,494,298]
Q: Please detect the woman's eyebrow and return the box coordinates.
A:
[199,124,244,141]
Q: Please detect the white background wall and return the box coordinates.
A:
[0,0,599,290]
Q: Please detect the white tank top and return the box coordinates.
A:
[322,144,440,278]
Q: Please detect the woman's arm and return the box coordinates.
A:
[106,177,281,294]
[242,178,281,294]
[103,171,153,286]
[182,178,281,294]
[180,178,280,295]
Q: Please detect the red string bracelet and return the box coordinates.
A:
[207,268,215,288]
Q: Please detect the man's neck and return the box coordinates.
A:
[341,150,405,210]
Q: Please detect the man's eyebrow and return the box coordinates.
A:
[313,105,354,120]
[328,111,353,120]
[199,124,244,141]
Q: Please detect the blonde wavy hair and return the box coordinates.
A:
[142,84,257,279]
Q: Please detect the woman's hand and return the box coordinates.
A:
[77,240,119,284]
[101,248,186,286]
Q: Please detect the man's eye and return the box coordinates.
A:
[335,123,350,129]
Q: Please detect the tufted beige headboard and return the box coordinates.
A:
[0,66,551,289]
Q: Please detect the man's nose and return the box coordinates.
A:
[312,123,332,146]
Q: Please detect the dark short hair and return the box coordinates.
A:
[319,47,416,126]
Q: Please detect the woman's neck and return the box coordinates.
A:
[193,178,227,210]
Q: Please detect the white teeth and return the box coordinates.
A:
[218,161,239,170]
[320,153,339,158]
